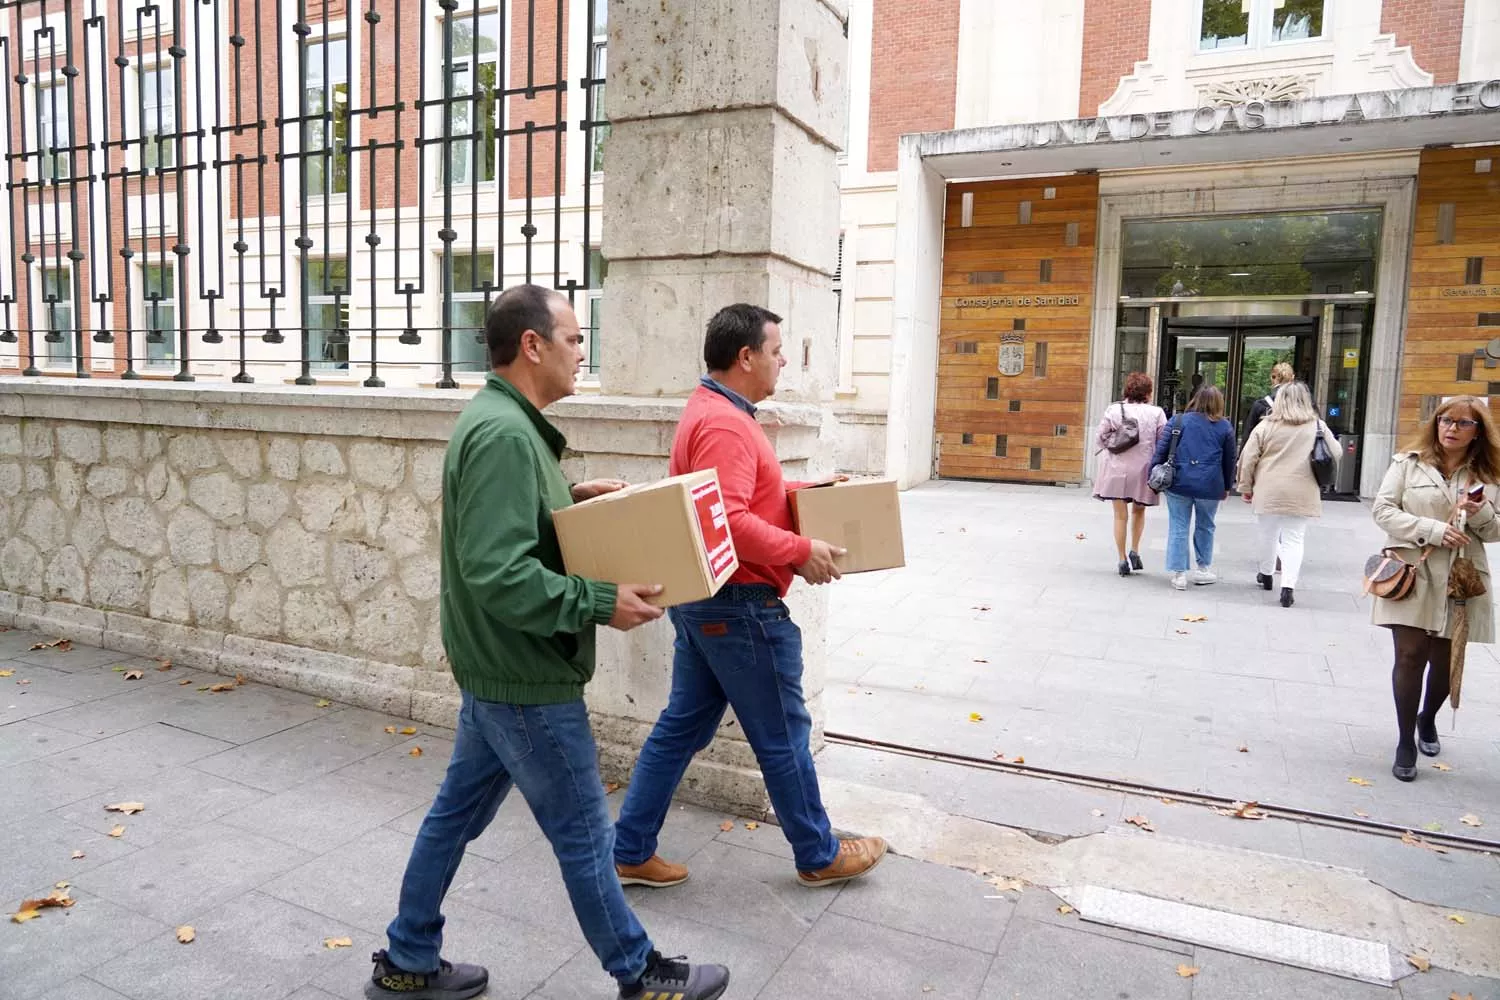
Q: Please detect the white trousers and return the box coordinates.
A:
[1257,514,1308,590]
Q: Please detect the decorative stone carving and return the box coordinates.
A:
[1197,75,1314,107]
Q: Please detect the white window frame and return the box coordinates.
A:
[439,8,502,189]
[34,261,76,371]
[20,12,68,61]
[135,60,178,171]
[122,0,173,40]
[447,249,497,376]
[1195,0,1328,53]
[301,27,354,201]
[138,259,177,371]
[307,257,352,371]
[589,1,607,177]
[32,77,71,183]
[583,246,604,378]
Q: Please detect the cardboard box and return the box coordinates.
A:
[789,478,905,574]
[552,470,739,608]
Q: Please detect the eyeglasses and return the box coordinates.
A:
[1439,416,1479,430]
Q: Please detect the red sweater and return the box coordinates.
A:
[670,385,813,596]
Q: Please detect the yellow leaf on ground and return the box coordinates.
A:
[968,712,984,723]
[384,726,398,734]
[744,822,759,830]
[1124,815,1155,832]
[70,851,85,860]
[986,876,1025,894]
[1013,756,1025,764]
[1177,965,1200,978]
[105,802,145,815]
[1433,762,1453,772]
[399,727,417,735]
[18,890,74,912]
[10,909,41,923]
[719,821,734,832]
[108,825,125,838]
[323,937,354,950]
[122,670,145,681]
[1407,954,1432,972]
[315,699,332,708]
[0,670,11,677]
[208,683,235,693]
[1451,992,1476,1000]
[1460,814,1482,827]
[1181,615,1208,623]
[176,925,196,944]
[408,747,423,758]
[1348,777,1372,786]
[1401,831,1450,854]
[1354,811,1370,818]
[1056,904,1075,915]
[1448,914,1467,924]
[1213,801,1267,821]
[178,678,192,685]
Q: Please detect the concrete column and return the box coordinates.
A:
[591,0,849,817]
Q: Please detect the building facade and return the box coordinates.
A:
[1,0,1497,498]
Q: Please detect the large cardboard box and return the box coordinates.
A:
[552,470,739,608]
[789,478,905,574]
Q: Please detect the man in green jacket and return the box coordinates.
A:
[366,284,731,1000]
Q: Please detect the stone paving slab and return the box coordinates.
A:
[3,626,1498,999]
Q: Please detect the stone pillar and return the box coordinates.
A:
[591,0,848,817]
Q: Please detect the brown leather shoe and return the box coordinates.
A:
[796,836,888,888]
[615,855,689,888]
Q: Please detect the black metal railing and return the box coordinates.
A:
[0,0,607,387]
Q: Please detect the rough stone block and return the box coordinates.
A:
[149,565,192,624]
[229,565,282,637]
[267,521,326,588]
[0,461,20,497]
[216,525,262,575]
[302,439,345,475]
[84,465,130,499]
[54,460,81,510]
[398,553,439,602]
[267,437,300,480]
[284,589,352,648]
[216,434,263,479]
[73,499,107,564]
[21,496,65,553]
[91,549,149,612]
[1,537,43,594]
[379,494,429,558]
[104,496,165,556]
[186,567,229,627]
[411,445,445,503]
[23,422,53,458]
[331,540,392,602]
[247,482,290,528]
[188,471,246,524]
[350,441,407,490]
[0,421,21,456]
[166,507,217,566]
[104,426,141,464]
[56,424,102,465]
[295,480,356,534]
[352,585,422,659]
[166,432,219,473]
[44,546,87,604]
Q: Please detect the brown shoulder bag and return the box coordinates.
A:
[1362,548,1430,600]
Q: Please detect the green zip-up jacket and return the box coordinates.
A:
[440,373,618,704]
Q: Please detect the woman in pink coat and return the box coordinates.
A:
[1093,372,1168,576]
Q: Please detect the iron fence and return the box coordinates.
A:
[0,0,606,387]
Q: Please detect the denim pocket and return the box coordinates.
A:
[476,700,534,762]
[677,611,760,673]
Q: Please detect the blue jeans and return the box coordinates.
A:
[385,692,653,985]
[614,585,840,873]
[1165,493,1220,572]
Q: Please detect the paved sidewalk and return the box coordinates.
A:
[4,627,1496,1000]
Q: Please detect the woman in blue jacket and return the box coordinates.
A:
[1150,386,1238,590]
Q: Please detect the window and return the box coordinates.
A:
[445,12,500,186]
[139,67,176,170]
[124,0,171,36]
[141,262,176,370]
[585,249,607,375]
[589,0,608,174]
[307,258,350,370]
[450,252,494,372]
[1200,0,1323,51]
[37,83,70,181]
[303,39,351,198]
[40,265,73,366]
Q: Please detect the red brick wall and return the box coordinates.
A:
[1382,0,1465,85]
[867,0,960,173]
[508,0,568,201]
[1079,0,1151,117]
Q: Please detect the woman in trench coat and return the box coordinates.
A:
[1371,395,1500,781]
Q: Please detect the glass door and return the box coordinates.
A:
[1158,331,1231,420]
[1158,316,1319,434]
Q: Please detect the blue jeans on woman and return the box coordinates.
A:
[384,691,654,985]
[1165,493,1220,572]
[614,585,841,873]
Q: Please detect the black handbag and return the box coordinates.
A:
[1309,422,1335,489]
[1148,416,1182,493]
[1100,402,1141,454]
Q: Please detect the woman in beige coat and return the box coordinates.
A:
[1371,395,1500,781]
[1237,383,1338,608]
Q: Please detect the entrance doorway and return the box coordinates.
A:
[1158,315,1318,441]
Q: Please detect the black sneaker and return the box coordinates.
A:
[619,951,729,1000]
[366,949,488,1000]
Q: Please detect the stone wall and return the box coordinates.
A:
[0,380,824,818]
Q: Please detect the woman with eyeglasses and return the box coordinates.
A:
[1371,396,1500,781]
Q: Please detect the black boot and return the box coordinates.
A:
[620,951,730,1000]
[367,950,488,1000]
[1257,573,1273,591]
[1279,587,1294,608]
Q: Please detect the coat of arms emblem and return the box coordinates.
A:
[998,333,1025,377]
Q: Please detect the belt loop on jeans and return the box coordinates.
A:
[715,583,778,603]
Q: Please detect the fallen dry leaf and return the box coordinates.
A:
[719,821,734,832]
[315,699,332,708]
[104,802,145,815]
[54,882,69,890]
[1237,745,1250,753]
[1056,904,1075,915]
[178,678,192,686]
[1012,756,1025,764]
[986,876,1025,894]
[1075,533,1086,540]
[28,638,72,651]
[1450,993,1476,1000]
[108,825,125,838]
[1214,800,1267,821]
[408,747,423,758]
[1174,629,1191,635]
[973,658,989,664]
[1448,914,1467,924]
[16,678,28,685]
[992,752,1006,761]
[207,683,235,693]
[1177,965,1200,978]
[603,782,620,795]
[968,712,984,723]
[0,670,11,678]
[156,658,173,671]
[1354,810,1370,818]
[1423,821,1444,833]
[10,909,40,924]
[1124,815,1155,832]
[1401,831,1450,854]
[384,726,398,734]
[399,727,417,735]
[70,851,85,860]
[112,665,126,673]
[17,889,74,915]
[122,670,144,681]
[234,674,246,687]
[744,821,760,830]
[1348,776,1373,787]
[1181,615,1207,623]
[176,925,196,944]
[323,937,354,950]
[972,604,991,612]
[1432,762,1453,772]
[1406,954,1432,972]
[1460,814,1482,827]
[1159,797,1175,805]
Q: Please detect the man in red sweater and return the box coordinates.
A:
[612,303,888,888]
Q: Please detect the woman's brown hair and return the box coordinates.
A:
[1123,372,1153,404]
[1186,385,1225,422]
[1406,395,1500,484]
